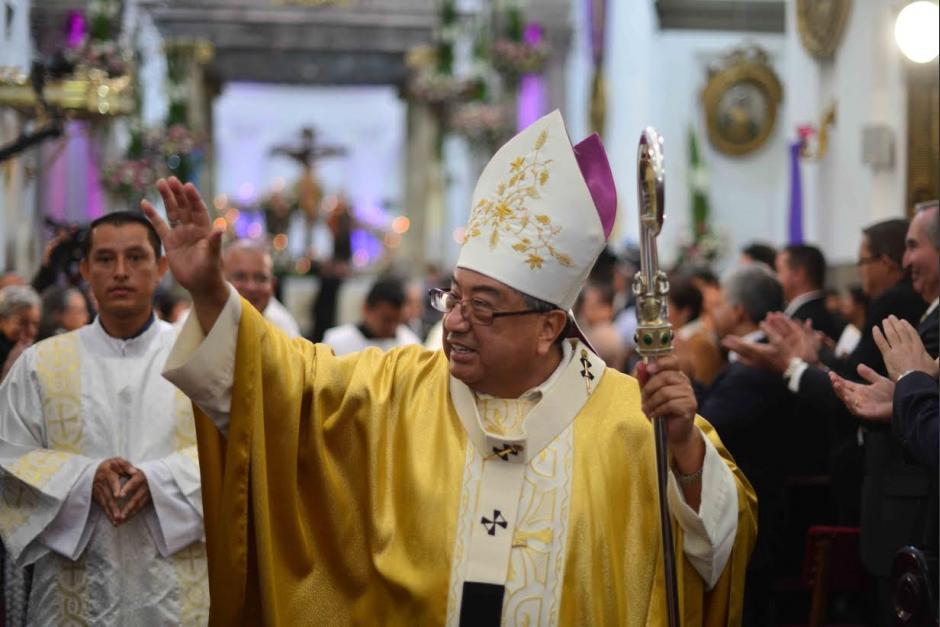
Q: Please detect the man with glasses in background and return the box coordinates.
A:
[223,239,301,338]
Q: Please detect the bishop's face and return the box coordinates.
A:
[442,268,563,398]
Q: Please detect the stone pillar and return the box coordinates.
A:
[402,101,441,272]
[0,0,35,274]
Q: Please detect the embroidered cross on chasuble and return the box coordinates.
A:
[450,340,603,626]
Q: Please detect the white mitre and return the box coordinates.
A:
[456,109,617,312]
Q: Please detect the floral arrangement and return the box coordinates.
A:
[449,102,513,148]
[63,0,133,78]
[101,159,157,202]
[67,40,130,77]
[149,124,202,160]
[404,1,482,109]
[101,124,205,202]
[490,38,549,77]
[674,229,727,269]
[408,70,478,107]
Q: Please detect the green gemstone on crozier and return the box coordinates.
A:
[643,334,653,346]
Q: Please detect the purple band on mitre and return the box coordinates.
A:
[573,133,617,240]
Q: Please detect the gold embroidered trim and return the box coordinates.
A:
[57,554,89,626]
[173,389,197,452]
[0,478,39,533]
[445,444,482,626]
[171,542,210,626]
[465,129,573,270]
[35,334,84,454]
[5,449,71,489]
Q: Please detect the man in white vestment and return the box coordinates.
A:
[223,239,301,338]
[0,212,208,626]
[322,276,421,354]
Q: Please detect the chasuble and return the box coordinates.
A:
[0,318,209,625]
[165,289,756,626]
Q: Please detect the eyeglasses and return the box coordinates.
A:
[229,271,272,285]
[427,288,547,326]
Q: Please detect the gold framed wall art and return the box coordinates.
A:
[702,47,783,157]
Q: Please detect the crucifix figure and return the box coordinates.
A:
[270,127,346,226]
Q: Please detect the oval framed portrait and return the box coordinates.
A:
[702,54,783,157]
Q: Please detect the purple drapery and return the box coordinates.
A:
[65,11,87,49]
[42,122,105,224]
[516,24,547,131]
[586,0,606,65]
[788,141,804,244]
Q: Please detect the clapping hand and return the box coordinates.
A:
[722,313,820,375]
[830,364,894,422]
[873,315,939,382]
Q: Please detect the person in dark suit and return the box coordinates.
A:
[833,314,939,466]
[867,315,938,468]
[698,264,791,627]
[839,219,927,377]
[790,220,926,520]
[776,244,846,343]
[829,201,940,626]
[893,371,939,468]
[726,218,928,523]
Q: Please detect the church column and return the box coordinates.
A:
[402,101,441,271]
[0,0,35,272]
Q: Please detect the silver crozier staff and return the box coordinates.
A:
[633,128,680,627]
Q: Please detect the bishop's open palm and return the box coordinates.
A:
[141,177,225,295]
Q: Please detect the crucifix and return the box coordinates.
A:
[270,127,347,256]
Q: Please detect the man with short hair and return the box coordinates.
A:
[776,244,845,342]
[0,212,208,625]
[701,264,792,626]
[740,242,777,268]
[322,276,421,355]
[903,201,940,349]
[223,239,301,338]
[146,111,755,625]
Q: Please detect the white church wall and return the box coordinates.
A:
[604,16,786,268]
[653,30,788,269]
[784,0,911,266]
[598,0,912,269]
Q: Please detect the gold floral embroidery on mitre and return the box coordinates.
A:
[464,129,574,270]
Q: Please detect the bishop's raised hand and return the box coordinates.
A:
[142,177,229,331]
